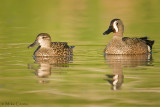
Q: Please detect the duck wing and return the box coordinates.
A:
[50,42,74,55]
[122,37,145,44]
[122,37,154,49]
[51,42,69,49]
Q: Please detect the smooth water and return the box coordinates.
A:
[0,0,160,107]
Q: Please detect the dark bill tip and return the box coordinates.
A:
[103,31,108,35]
[28,45,32,48]
[103,26,113,35]
[28,40,38,48]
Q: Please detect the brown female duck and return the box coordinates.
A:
[28,33,74,56]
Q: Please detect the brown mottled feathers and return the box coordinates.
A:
[35,42,74,56]
[122,37,154,49]
[50,42,74,56]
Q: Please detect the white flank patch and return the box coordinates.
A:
[148,45,151,52]
[113,21,118,32]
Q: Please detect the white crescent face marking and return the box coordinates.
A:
[113,21,118,32]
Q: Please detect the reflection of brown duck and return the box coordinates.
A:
[105,54,153,90]
[34,56,73,66]
[28,56,73,84]
[35,63,51,78]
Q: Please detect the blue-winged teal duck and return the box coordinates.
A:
[103,19,154,54]
[28,33,74,56]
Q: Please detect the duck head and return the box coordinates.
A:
[103,19,124,36]
[28,33,51,48]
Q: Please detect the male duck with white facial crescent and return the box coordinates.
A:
[103,19,154,55]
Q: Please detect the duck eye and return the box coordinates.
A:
[42,36,47,39]
[116,23,118,25]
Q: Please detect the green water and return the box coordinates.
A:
[0,0,160,107]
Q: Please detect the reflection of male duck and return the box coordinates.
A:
[106,69,123,90]
[28,56,73,84]
[105,54,153,90]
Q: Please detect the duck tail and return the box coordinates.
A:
[139,36,148,40]
[146,40,154,50]
[70,46,75,48]
[139,37,154,50]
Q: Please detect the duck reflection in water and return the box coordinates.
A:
[28,56,73,84]
[104,54,153,90]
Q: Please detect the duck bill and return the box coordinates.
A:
[28,40,38,48]
[103,26,113,35]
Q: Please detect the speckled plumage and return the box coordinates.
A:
[103,19,154,54]
[34,42,74,56]
[28,33,74,56]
